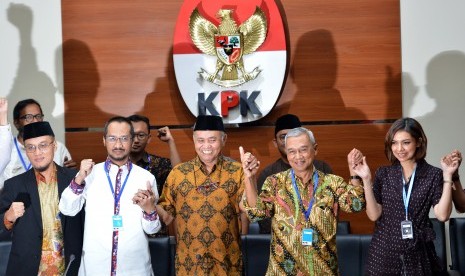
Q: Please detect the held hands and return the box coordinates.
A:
[441,150,462,177]
[348,148,364,168]
[132,181,156,213]
[5,202,25,224]
[157,126,173,143]
[239,146,260,178]
[348,148,371,182]
[75,159,95,185]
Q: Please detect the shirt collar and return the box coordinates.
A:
[105,157,133,172]
[34,163,57,185]
[194,155,224,175]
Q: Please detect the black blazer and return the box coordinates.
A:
[0,164,84,276]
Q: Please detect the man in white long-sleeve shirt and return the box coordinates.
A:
[0,98,13,176]
[59,116,161,276]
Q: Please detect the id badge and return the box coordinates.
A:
[302,228,313,246]
[113,215,123,230]
[401,220,413,239]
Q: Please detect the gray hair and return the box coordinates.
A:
[193,131,227,142]
[285,127,316,146]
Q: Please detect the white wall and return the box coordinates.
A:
[0,0,64,143]
[401,0,465,217]
[401,0,465,269]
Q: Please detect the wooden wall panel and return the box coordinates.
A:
[62,0,401,128]
[62,0,401,234]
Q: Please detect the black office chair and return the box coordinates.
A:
[243,234,271,276]
[449,217,465,275]
[0,241,11,276]
[248,221,260,234]
[337,221,351,235]
[336,234,372,276]
[430,218,447,270]
[148,237,172,276]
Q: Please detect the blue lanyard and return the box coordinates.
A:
[144,154,151,170]
[402,165,416,220]
[105,164,131,207]
[14,138,31,171]
[291,169,319,221]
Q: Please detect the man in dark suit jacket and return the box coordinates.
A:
[0,121,84,275]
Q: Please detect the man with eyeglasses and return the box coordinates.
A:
[242,127,365,275]
[127,115,181,237]
[0,99,77,190]
[157,115,254,275]
[256,114,333,234]
[0,98,13,175]
[59,116,161,275]
[127,115,181,195]
[0,121,84,275]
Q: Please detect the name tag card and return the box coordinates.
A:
[113,215,123,230]
[302,228,313,246]
[401,220,413,239]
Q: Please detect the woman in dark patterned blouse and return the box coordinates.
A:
[349,117,460,275]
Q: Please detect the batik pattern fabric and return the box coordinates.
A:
[158,155,245,276]
[36,167,65,276]
[256,159,333,234]
[136,152,172,194]
[243,169,365,276]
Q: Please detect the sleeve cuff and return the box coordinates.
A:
[69,178,85,195]
[142,210,159,221]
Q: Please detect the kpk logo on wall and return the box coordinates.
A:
[173,0,287,124]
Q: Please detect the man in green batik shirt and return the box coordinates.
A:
[242,127,365,276]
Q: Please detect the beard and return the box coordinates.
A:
[34,162,51,172]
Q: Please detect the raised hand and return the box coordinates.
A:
[239,146,260,178]
[348,148,364,169]
[441,150,462,177]
[348,148,371,181]
[75,159,94,184]
[157,126,173,143]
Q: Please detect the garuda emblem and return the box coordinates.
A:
[189,7,268,87]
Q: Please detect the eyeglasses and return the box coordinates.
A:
[134,132,149,140]
[105,135,131,144]
[25,141,54,153]
[19,114,44,123]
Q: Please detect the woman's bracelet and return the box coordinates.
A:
[350,175,362,181]
[444,180,456,190]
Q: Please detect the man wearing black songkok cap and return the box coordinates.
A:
[256,114,333,234]
[157,115,258,275]
[0,121,84,275]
